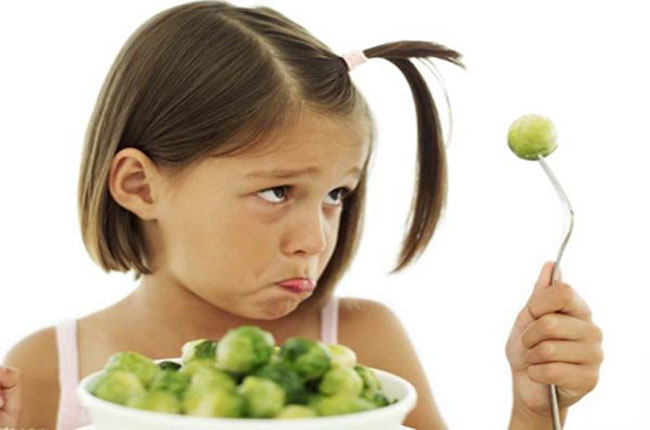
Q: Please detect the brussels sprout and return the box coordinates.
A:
[327,344,357,368]
[354,364,381,391]
[270,345,281,363]
[179,359,221,377]
[127,390,181,413]
[252,362,308,404]
[305,377,322,391]
[313,393,376,416]
[237,375,286,418]
[89,370,146,405]
[104,351,160,388]
[149,369,191,399]
[361,388,390,407]
[183,385,246,417]
[189,366,237,392]
[319,366,363,396]
[276,404,318,418]
[306,393,324,408]
[507,114,558,160]
[158,360,182,371]
[216,326,275,374]
[278,338,332,381]
[181,339,218,365]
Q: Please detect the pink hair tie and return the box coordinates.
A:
[342,50,368,72]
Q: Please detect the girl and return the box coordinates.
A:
[0,2,603,429]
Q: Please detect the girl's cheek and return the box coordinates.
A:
[243,200,288,224]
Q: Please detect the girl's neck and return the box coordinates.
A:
[118,273,314,348]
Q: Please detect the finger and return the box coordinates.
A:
[535,260,563,291]
[521,313,602,349]
[528,362,600,393]
[525,339,604,365]
[0,366,21,418]
[527,281,592,321]
[0,366,20,389]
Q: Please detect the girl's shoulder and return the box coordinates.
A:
[337,296,396,346]
[338,296,392,320]
[337,297,447,428]
[337,296,418,369]
[2,324,61,428]
[338,296,387,314]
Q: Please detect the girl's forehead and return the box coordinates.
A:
[183,112,371,186]
[226,114,370,167]
[168,118,370,191]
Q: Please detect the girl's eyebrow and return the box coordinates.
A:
[245,166,361,179]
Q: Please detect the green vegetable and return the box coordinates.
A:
[275,404,318,418]
[89,370,146,405]
[89,326,395,419]
[361,388,390,407]
[237,375,286,418]
[319,366,364,396]
[312,393,376,416]
[355,364,381,391]
[104,351,160,388]
[270,345,281,364]
[216,326,276,374]
[251,361,308,404]
[507,114,558,160]
[183,385,247,417]
[181,339,218,365]
[178,358,220,377]
[327,344,357,368]
[158,360,182,371]
[307,393,324,409]
[149,369,191,399]
[127,390,181,413]
[189,366,237,392]
[278,338,332,381]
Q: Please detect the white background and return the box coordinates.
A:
[1,1,648,429]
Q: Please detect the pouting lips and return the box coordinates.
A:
[277,279,315,292]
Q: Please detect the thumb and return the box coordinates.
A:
[535,260,563,290]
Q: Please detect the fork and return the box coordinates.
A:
[536,154,575,430]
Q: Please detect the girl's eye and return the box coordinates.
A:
[257,186,352,206]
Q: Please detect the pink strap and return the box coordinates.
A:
[55,319,91,430]
[320,295,339,344]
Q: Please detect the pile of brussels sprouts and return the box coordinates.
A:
[88,325,396,419]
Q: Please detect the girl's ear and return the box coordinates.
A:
[108,147,162,220]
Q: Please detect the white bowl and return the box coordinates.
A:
[77,358,418,430]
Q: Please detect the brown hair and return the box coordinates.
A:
[77,0,466,312]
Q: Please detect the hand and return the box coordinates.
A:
[505,261,604,421]
[0,365,22,428]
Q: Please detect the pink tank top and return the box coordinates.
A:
[55,296,340,430]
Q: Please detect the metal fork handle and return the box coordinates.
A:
[537,155,575,430]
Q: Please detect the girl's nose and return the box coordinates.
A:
[288,208,329,256]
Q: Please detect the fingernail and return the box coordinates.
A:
[0,395,4,408]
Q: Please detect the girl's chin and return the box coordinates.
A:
[260,297,302,319]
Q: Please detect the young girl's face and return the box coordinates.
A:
[147,111,370,320]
